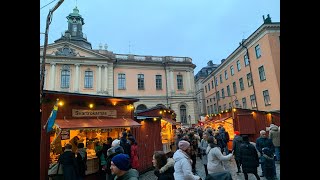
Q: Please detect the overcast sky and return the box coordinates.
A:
[40,0,280,73]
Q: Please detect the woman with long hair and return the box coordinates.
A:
[206,136,233,174]
[152,151,174,180]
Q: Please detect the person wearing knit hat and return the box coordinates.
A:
[173,140,201,180]
[110,154,139,180]
[112,139,121,147]
[178,140,190,151]
[234,131,240,136]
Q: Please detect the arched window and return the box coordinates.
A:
[180,105,187,124]
[136,104,147,112]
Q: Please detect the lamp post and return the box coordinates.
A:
[40,0,64,106]
[188,115,191,127]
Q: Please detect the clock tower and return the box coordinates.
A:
[54,6,92,49]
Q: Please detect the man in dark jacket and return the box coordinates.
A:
[232,131,243,173]
[240,135,260,180]
[256,130,275,177]
[110,154,139,180]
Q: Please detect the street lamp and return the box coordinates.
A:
[188,115,191,127]
[40,0,64,106]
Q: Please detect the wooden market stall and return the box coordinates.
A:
[40,90,141,180]
[134,105,177,173]
[202,108,280,150]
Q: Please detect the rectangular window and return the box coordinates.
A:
[218,106,222,113]
[247,73,253,87]
[263,90,271,106]
[239,78,244,91]
[224,70,228,80]
[220,74,223,83]
[211,80,214,89]
[215,76,218,86]
[177,75,183,90]
[210,105,213,115]
[242,97,247,109]
[208,83,210,91]
[156,75,162,90]
[258,66,266,81]
[221,88,225,99]
[61,70,70,88]
[216,91,220,101]
[118,73,126,90]
[235,100,239,107]
[255,44,261,58]
[250,94,257,108]
[227,85,230,97]
[236,60,241,71]
[138,74,145,90]
[230,65,234,76]
[207,106,210,115]
[205,85,207,93]
[244,54,249,66]
[223,104,227,111]
[233,82,237,94]
[214,104,217,114]
[84,71,93,88]
[229,102,232,109]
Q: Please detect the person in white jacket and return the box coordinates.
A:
[173,140,201,180]
[206,136,233,174]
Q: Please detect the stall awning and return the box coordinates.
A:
[55,118,141,129]
[162,117,177,125]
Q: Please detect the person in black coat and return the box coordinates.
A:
[76,142,87,180]
[58,143,79,180]
[152,151,174,180]
[239,135,260,180]
[232,131,243,173]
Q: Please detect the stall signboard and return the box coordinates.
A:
[61,129,70,140]
[72,109,117,118]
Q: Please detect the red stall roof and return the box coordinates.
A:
[55,118,141,129]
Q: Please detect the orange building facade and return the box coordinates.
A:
[201,16,280,116]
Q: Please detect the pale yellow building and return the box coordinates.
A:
[202,15,280,115]
[40,7,197,125]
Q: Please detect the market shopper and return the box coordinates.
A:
[240,135,260,180]
[128,136,139,169]
[256,130,275,177]
[173,140,201,180]
[198,131,209,176]
[58,143,78,180]
[269,124,280,162]
[152,151,175,180]
[106,140,125,180]
[76,142,87,180]
[206,136,233,174]
[232,131,243,173]
[110,153,139,180]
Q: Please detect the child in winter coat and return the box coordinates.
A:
[261,147,276,180]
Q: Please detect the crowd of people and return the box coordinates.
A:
[53,123,280,180]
